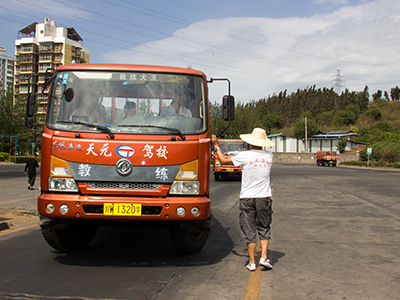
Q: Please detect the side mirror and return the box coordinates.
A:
[222,95,235,121]
[24,117,33,129]
[26,93,36,118]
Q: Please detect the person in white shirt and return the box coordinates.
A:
[212,128,275,271]
[160,95,192,118]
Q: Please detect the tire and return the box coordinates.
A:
[214,173,220,181]
[170,220,210,254]
[40,217,98,252]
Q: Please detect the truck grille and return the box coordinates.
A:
[87,182,161,190]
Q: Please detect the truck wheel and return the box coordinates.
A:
[214,173,220,181]
[40,217,98,252]
[170,220,210,254]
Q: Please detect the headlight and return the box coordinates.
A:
[170,181,200,195]
[190,207,200,216]
[48,177,79,192]
[215,160,221,167]
[176,207,186,216]
[59,204,69,214]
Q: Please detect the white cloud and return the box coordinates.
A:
[0,0,91,19]
[101,0,400,103]
[313,0,348,4]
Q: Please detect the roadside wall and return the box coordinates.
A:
[273,152,359,164]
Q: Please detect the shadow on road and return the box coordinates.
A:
[52,215,233,268]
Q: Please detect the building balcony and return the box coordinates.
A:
[38,59,54,63]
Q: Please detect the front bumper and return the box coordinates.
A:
[38,193,210,221]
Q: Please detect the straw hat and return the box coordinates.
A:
[240,128,275,147]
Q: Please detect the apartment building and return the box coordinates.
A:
[14,18,90,124]
[0,46,14,95]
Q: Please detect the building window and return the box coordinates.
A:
[55,44,63,51]
[40,43,54,52]
[39,63,53,72]
[39,53,53,61]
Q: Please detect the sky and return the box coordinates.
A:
[1,0,400,103]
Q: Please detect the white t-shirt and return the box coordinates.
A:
[160,105,192,118]
[231,149,273,198]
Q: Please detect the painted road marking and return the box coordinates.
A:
[244,266,263,299]
[0,223,38,237]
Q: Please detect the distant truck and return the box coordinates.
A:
[213,139,247,181]
[316,151,339,167]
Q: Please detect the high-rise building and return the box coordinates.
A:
[14,18,90,124]
[0,46,14,95]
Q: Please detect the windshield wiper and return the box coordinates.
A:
[56,121,114,139]
[118,124,185,140]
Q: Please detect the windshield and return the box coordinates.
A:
[219,140,247,155]
[46,70,207,135]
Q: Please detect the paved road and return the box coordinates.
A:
[0,163,40,212]
[0,164,399,300]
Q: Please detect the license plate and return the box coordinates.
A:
[226,168,234,172]
[104,203,142,216]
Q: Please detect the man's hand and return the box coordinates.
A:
[211,134,218,147]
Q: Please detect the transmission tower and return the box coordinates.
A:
[332,69,344,94]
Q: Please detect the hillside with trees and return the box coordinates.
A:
[1,83,399,165]
[210,85,400,164]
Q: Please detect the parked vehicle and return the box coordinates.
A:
[213,139,247,181]
[316,151,339,167]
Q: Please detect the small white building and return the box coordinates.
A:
[267,133,306,153]
[267,131,366,154]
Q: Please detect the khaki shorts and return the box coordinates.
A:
[239,197,273,244]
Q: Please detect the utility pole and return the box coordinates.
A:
[332,69,344,94]
[304,117,308,153]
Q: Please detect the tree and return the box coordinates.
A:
[263,112,285,132]
[390,86,400,101]
[292,112,319,139]
[334,109,357,126]
[0,87,37,154]
[372,90,383,101]
[336,138,348,153]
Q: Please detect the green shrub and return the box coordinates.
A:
[0,152,10,161]
[15,155,41,164]
[340,160,400,168]
[366,107,382,120]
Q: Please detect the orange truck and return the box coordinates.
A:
[316,151,339,167]
[213,139,247,181]
[24,64,234,254]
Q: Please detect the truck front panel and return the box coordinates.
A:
[39,65,211,222]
